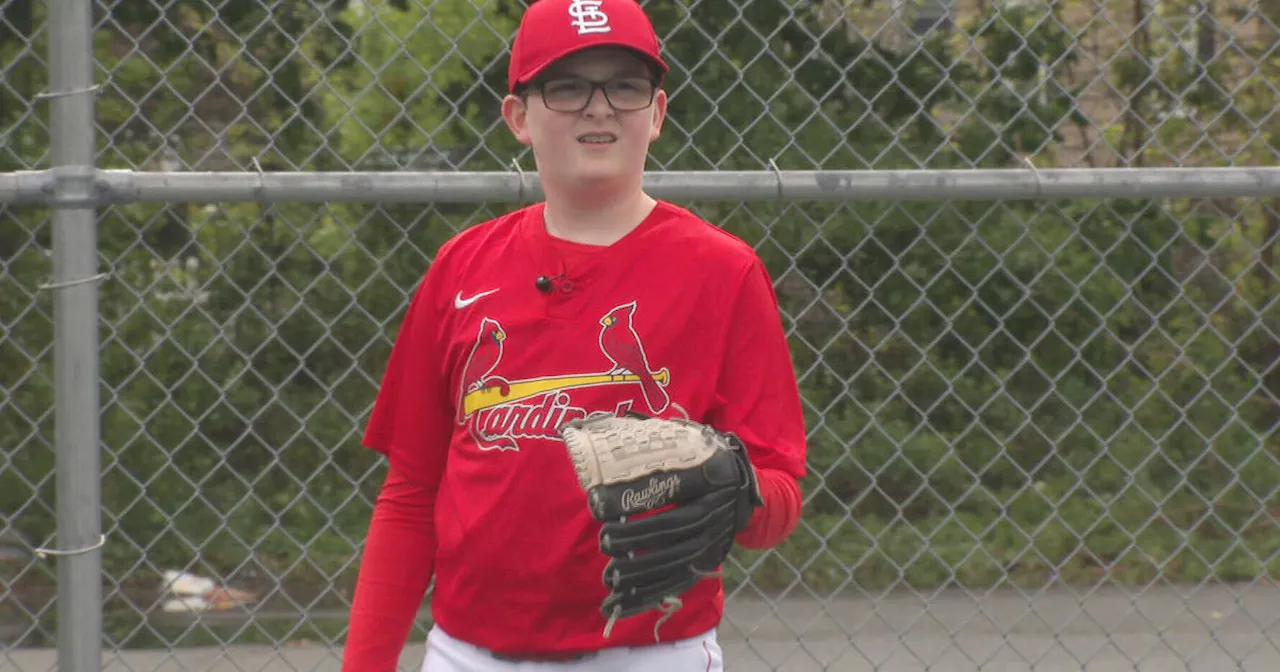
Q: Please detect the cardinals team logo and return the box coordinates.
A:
[456,301,674,451]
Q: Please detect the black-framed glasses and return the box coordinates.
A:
[532,76,658,112]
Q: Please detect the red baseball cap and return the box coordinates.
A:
[507,0,670,93]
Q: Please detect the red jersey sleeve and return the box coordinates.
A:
[708,255,809,479]
[362,256,455,486]
[708,254,809,549]
[343,254,456,671]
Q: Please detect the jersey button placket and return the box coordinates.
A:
[545,276,580,320]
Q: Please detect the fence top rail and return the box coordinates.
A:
[3,167,1280,205]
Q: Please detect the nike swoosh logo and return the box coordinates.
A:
[454,288,499,309]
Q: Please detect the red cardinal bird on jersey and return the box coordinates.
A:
[598,302,670,414]
[456,317,508,425]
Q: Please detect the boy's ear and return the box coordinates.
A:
[649,89,668,143]
[501,94,533,147]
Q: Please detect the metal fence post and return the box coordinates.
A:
[44,0,103,669]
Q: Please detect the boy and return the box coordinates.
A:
[341,0,808,669]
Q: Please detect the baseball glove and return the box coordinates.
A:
[558,412,763,641]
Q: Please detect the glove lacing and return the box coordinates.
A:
[601,565,725,642]
[603,595,686,643]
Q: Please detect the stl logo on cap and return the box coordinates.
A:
[568,0,611,35]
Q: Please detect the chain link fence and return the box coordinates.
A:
[3,0,1280,669]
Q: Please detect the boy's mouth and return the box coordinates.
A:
[578,133,617,144]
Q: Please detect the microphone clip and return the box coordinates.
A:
[535,273,565,293]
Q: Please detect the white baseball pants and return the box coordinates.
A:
[420,625,724,672]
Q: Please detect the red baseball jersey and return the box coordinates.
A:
[363,199,808,653]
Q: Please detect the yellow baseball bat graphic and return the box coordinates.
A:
[463,370,670,415]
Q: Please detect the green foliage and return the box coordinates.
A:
[2,0,1279,649]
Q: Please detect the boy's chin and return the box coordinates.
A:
[564,164,639,189]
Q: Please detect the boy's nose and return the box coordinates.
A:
[582,87,614,117]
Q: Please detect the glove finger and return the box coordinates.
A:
[588,449,747,521]
[603,522,737,590]
[601,572,703,621]
[599,488,738,557]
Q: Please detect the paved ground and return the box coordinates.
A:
[6,583,1280,671]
